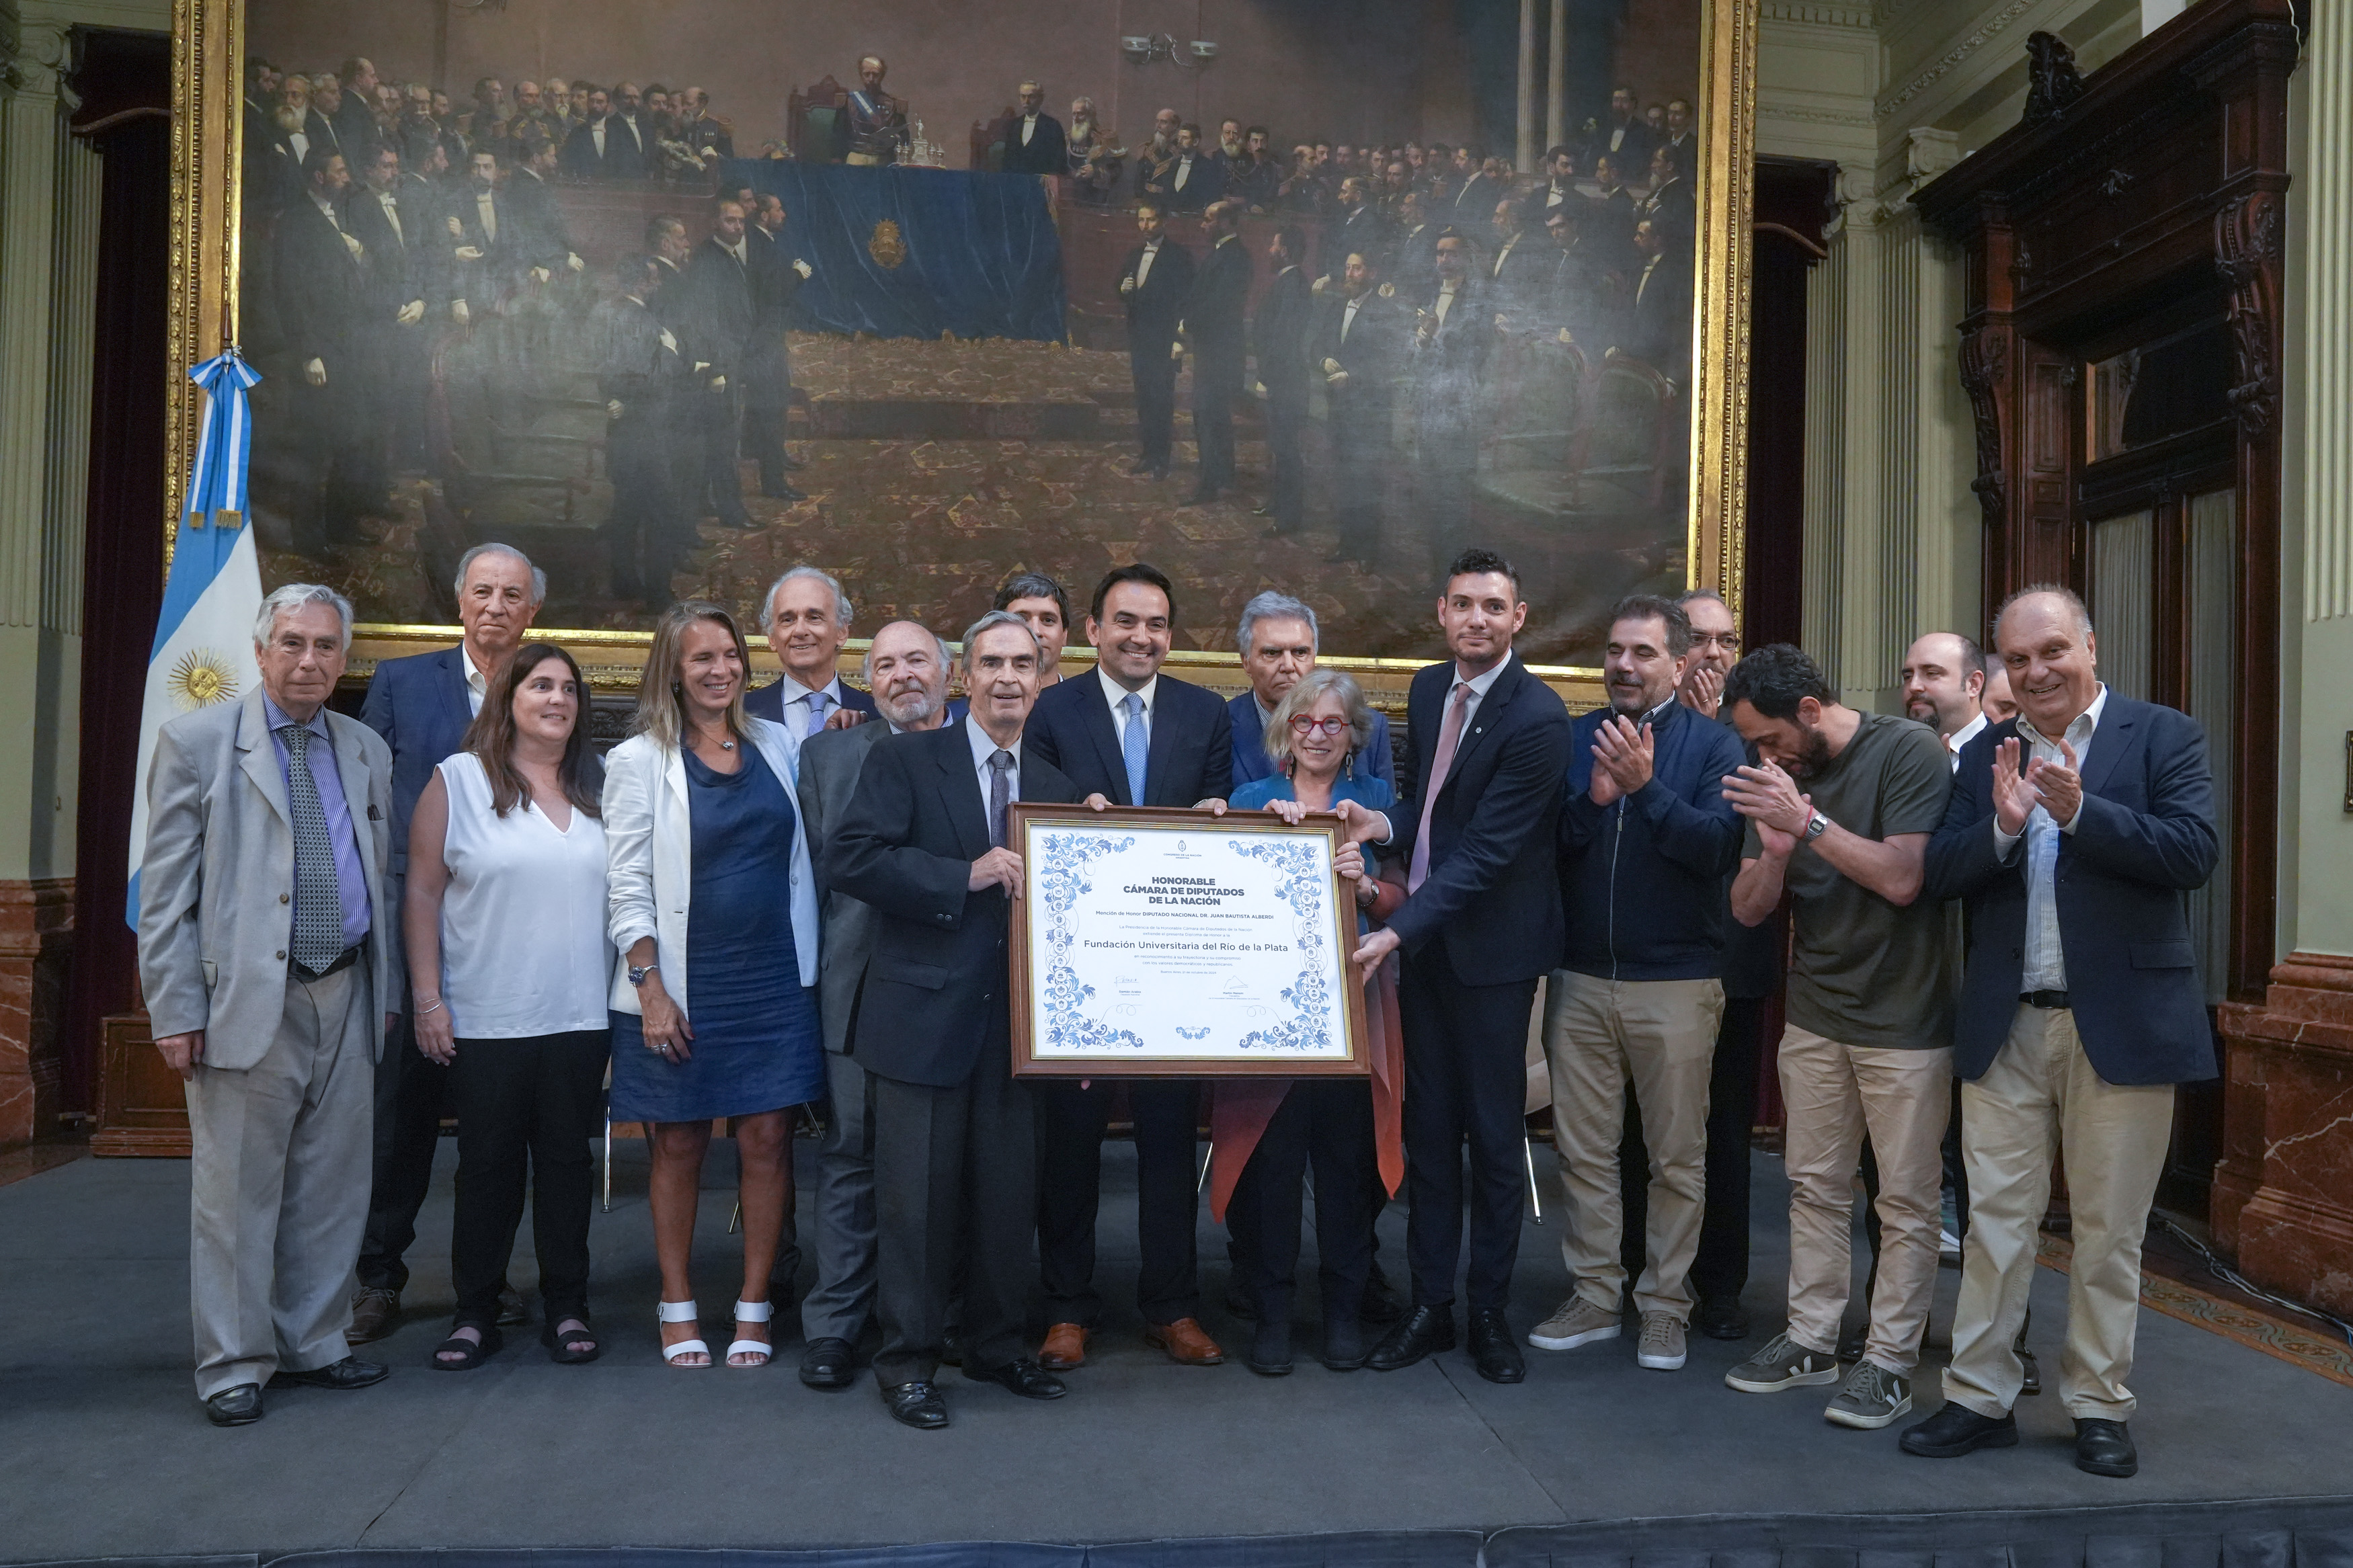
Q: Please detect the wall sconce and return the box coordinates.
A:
[1121,36,1154,62]
[1123,32,1215,67]
[1191,40,1218,60]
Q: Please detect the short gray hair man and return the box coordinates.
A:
[254,583,354,651]
[960,608,1041,665]
[1236,590,1318,657]
[453,542,547,606]
[762,566,853,634]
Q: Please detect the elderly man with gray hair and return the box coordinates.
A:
[745,565,878,739]
[1228,589,1394,790]
[348,542,549,1345]
[139,583,399,1425]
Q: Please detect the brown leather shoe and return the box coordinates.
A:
[1038,1322,1089,1370]
[347,1287,400,1346]
[1144,1317,1226,1366]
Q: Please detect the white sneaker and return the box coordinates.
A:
[1527,1296,1621,1352]
[1635,1312,1687,1370]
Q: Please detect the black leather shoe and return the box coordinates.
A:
[2020,1345,2042,1396]
[1246,1320,1293,1377]
[712,511,761,530]
[1468,1309,1526,1384]
[1366,1305,1455,1372]
[1321,1317,1366,1371]
[203,1384,264,1427]
[2075,1417,2138,1477]
[969,1356,1067,1401]
[761,483,807,501]
[1899,1403,2019,1458]
[882,1378,949,1429]
[799,1337,856,1391]
[1694,1297,1751,1341]
[1361,1264,1406,1325]
[1224,1280,1259,1321]
[939,1329,964,1368]
[268,1356,389,1391]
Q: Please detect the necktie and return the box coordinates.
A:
[803,692,828,737]
[988,749,1015,850]
[1120,692,1149,807]
[1406,682,1473,895]
[279,724,348,973]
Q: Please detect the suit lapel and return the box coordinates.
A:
[936,725,994,860]
[1144,680,1185,803]
[437,649,473,740]
[235,695,292,825]
[1076,682,1131,804]
[329,713,381,893]
[2078,698,2139,800]
[1439,658,1520,785]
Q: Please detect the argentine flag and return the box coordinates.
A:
[127,349,268,926]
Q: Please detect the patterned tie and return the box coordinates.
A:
[804,692,828,737]
[1406,682,1474,895]
[1120,692,1149,806]
[279,723,347,973]
[988,749,1015,850]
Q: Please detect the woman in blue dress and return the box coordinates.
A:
[1213,667,1407,1376]
[603,601,826,1368]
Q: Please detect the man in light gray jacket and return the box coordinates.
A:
[138,583,399,1426]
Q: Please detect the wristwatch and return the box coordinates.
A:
[628,962,660,987]
[1802,809,1831,841]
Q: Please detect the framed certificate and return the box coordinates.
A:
[1007,804,1369,1079]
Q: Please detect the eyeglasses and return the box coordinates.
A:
[1288,715,1351,737]
[1693,633,1742,651]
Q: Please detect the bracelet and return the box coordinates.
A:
[415,998,444,1016]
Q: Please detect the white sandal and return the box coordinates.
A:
[657,1299,709,1367]
[726,1298,773,1368]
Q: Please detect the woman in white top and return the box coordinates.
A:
[405,643,611,1370]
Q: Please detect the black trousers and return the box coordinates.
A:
[871,1021,1035,1387]
[1399,950,1537,1314]
[743,399,788,490]
[1035,1079,1201,1326]
[1263,384,1307,526]
[447,1030,610,1327]
[1330,411,1392,563]
[1131,346,1178,469]
[357,1001,449,1295]
[603,413,676,603]
[695,379,748,523]
[1193,354,1239,490]
[1229,1080,1376,1327]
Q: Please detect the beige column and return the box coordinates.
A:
[0,12,102,1143]
[1517,0,1539,171]
[1546,0,1568,155]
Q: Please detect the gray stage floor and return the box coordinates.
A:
[2,1138,2348,1559]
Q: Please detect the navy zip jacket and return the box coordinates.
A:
[1556,698,1747,981]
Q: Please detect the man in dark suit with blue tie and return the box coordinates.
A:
[1901,585,2218,1480]
[744,567,879,738]
[1228,591,1394,790]
[346,543,545,1344]
[1345,548,1572,1385]
[1023,563,1236,1370]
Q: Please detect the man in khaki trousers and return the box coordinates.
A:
[1903,586,2218,1479]
[138,584,400,1426]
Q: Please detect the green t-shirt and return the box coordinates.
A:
[1743,710,1954,1050]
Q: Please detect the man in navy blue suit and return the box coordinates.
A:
[743,567,877,743]
[1228,590,1393,791]
[1901,585,2217,1481]
[348,542,543,1343]
[1022,563,1235,1371]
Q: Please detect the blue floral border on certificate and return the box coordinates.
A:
[1226,838,1335,1053]
[1035,829,1147,1051]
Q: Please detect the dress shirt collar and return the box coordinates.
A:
[1142,238,1161,251]
[1944,710,1987,765]
[779,671,844,712]
[2016,684,2107,755]
[262,693,331,743]
[965,713,1023,775]
[1451,647,1513,698]
[1098,665,1158,720]
[723,237,747,265]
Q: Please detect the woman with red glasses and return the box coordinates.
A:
[1212,667,1405,1377]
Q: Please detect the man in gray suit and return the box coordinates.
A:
[794,618,956,1391]
[138,583,399,1426]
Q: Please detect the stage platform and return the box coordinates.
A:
[3,1143,2348,1564]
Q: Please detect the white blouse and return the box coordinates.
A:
[434,753,612,1038]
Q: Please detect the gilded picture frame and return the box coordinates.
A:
[166,0,1757,708]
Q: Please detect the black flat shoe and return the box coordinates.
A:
[1246,1321,1293,1377]
[542,1316,600,1364]
[1899,1403,2019,1458]
[1694,1297,1751,1341]
[430,1325,503,1370]
[2075,1417,2137,1477]
[968,1356,1067,1400]
[882,1378,949,1429]
[268,1356,389,1391]
[1366,1305,1455,1372]
[2020,1345,2042,1396]
[1468,1308,1525,1384]
[1320,1317,1366,1371]
[799,1336,856,1390]
[203,1384,264,1427]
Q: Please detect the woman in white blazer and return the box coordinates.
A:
[604,600,824,1369]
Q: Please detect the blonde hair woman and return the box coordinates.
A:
[603,601,823,1368]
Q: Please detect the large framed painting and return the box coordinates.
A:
[167,0,1756,682]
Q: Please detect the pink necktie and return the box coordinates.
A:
[1406,682,1472,894]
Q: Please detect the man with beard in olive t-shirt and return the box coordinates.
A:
[1714,644,1954,1435]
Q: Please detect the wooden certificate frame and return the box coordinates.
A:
[1006,803,1370,1079]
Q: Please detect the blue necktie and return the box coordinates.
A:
[1121,692,1148,806]
[803,692,828,737]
